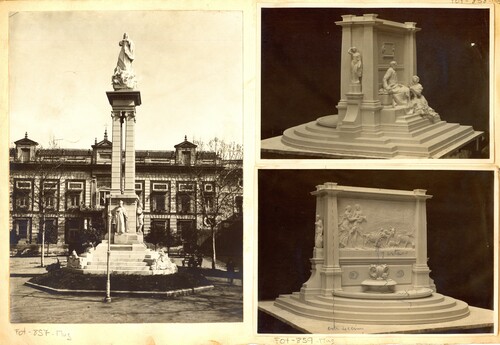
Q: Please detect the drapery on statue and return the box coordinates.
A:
[314,215,323,248]
[347,47,362,84]
[136,200,144,234]
[113,200,128,234]
[408,75,440,122]
[112,33,137,90]
[382,61,410,106]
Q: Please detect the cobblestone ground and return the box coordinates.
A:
[9,257,243,324]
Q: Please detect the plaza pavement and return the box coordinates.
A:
[9,256,242,323]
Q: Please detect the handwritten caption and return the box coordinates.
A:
[273,329,364,345]
[451,0,488,4]
[15,328,72,341]
[273,337,335,344]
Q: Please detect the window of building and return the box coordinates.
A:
[41,218,58,244]
[42,181,59,211]
[98,190,110,207]
[20,148,30,162]
[66,180,84,210]
[151,193,167,212]
[177,193,195,214]
[65,218,80,244]
[177,219,196,249]
[202,183,215,213]
[204,183,214,193]
[235,195,243,214]
[181,151,191,166]
[177,182,195,214]
[203,195,215,213]
[13,218,31,242]
[14,180,32,211]
[150,181,168,213]
[150,219,169,235]
[135,181,146,207]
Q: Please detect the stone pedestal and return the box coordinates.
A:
[274,182,471,325]
[106,90,142,244]
[265,14,483,158]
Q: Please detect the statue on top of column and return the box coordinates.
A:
[112,33,137,90]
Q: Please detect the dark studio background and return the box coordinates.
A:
[260,8,490,144]
[258,169,494,314]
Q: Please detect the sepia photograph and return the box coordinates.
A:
[258,169,495,334]
[260,7,491,159]
[0,1,499,345]
[8,10,243,324]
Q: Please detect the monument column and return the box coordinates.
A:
[339,15,354,101]
[110,111,122,194]
[404,22,419,85]
[312,183,342,296]
[412,189,432,288]
[360,14,383,131]
[107,33,142,245]
[124,111,136,195]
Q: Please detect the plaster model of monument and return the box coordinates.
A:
[261,14,483,158]
[67,33,177,275]
[271,183,475,326]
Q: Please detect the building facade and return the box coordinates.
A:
[9,132,243,253]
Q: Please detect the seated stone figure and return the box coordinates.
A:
[382,61,410,106]
[408,75,440,122]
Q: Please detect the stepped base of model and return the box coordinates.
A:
[278,112,482,158]
[274,291,470,325]
[67,241,178,275]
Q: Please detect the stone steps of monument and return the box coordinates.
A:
[290,120,437,149]
[283,126,398,158]
[315,293,445,306]
[411,123,466,144]
[380,120,447,138]
[84,263,151,270]
[427,128,480,156]
[275,294,470,324]
[283,120,481,158]
[291,293,459,313]
[89,256,151,263]
[88,251,154,258]
[368,124,475,156]
[85,258,151,265]
[390,126,477,157]
[81,268,153,275]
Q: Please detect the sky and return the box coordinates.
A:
[9,11,243,150]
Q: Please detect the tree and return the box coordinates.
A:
[192,138,243,270]
[145,223,169,250]
[39,219,59,256]
[11,142,64,267]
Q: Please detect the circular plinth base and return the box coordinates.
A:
[316,115,339,128]
[334,287,433,300]
[361,278,397,293]
[274,292,470,325]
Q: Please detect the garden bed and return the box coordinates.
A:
[28,268,212,293]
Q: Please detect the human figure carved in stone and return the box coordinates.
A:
[349,204,367,247]
[364,227,394,248]
[347,47,362,84]
[338,205,353,248]
[112,33,137,90]
[314,215,323,248]
[382,61,410,106]
[136,200,144,234]
[408,75,440,122]
[113,200,128,234]
[338,204,367,248]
